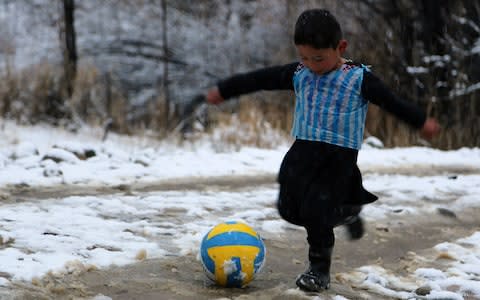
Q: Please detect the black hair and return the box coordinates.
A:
[294,9,342,49]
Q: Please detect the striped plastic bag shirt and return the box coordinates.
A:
[292,63,370,150]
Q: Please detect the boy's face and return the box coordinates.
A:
[296,40,347,75]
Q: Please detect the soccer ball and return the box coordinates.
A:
[199,221,266,288]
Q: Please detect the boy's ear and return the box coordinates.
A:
[337,39,348,54]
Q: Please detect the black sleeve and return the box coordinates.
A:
[362,70,426,129]
[217,62,299,100]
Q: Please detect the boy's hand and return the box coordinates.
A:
[206,87,224,105]
[420,117,440,140]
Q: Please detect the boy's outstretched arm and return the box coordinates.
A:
[206,63,299,105]
[362,71,440,140]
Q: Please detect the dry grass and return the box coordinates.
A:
[0,63,66,124]
[0,62,131,132]
[0,62,478,149]
[207,94,292,150]
[70,63,129,132]
[365,105,420,147]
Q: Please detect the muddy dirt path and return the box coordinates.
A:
[1,166,479,300]
[8,206,479,300]
[2,164,476,203]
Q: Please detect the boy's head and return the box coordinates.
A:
[294,9,342,49]
[294,9,347,75]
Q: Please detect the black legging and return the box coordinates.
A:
[305,224,335,249]
[304,204,362,250]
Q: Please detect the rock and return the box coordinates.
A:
[437,207,457,219]
[0,235,15,246]
[376,226,389,232]
[114,184,130,192]
[136,249,147,261]
[41,158,63,177]
[415,285,432,296]
[53,144,96,160]
[87,244,122,252]
[134,158,150,167]
[0,192,9,201]
[292,258,302,265]
[84,149,96,159]
[43,167,63,177]
[42,148,79,164]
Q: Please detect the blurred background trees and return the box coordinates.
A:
[0,0,478,149]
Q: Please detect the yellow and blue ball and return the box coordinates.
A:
[200,221,266,288]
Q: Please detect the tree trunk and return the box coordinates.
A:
[63,0,77,98]
[161,0,170,125]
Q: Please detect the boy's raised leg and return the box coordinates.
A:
[345,215,364,240]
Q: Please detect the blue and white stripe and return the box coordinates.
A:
[292,64,370,150]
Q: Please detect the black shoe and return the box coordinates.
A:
[296,247,332,292]
[346,215,364,240]
[296,268,330,291]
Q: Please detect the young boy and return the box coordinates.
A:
[206,9,440,292]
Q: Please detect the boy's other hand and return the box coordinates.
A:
[420,117,440,140]
[206,87,224,105]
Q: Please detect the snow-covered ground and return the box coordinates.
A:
[0,120,479,299]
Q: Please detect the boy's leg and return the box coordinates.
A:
[333,205,364,240]
[345,215,364,240]
[296,225,334,291]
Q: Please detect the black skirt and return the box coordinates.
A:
[277,139,378,226]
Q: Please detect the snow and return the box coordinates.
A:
[415,268,447,281]
[406,66,429,74]
[450,82,480,97]
[472,38,480,54]
[0,120,479,299]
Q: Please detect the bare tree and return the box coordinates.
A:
[62,0,77,98]
[161,0,170,125]
[354,0,480,148]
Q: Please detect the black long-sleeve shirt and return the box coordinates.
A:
[217,62,426,129]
